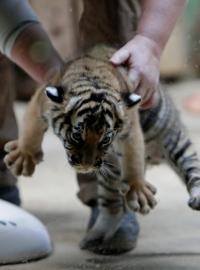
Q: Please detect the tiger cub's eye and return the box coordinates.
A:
[72,132,82,142]
[101,133,113,146]
[102,137,110,145]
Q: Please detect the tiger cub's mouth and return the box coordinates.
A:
[66,150,103,173]
[72,165,98,174]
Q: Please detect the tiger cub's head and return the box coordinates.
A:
[45,58,141,173]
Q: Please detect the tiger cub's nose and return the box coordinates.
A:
[68,154,80,166]
[95,159,102,168]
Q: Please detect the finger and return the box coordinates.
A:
[141,89,154,106]
[134,82,154,108]
[140,91,158,110]
[134,84,146,100]
[110,49,130,65]
[128,69,141,91]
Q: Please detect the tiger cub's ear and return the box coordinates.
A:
[45,86,64,103]
[122,93,141,108]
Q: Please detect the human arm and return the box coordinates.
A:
[110,0,186,109]
[11,24,64,84]
[0,0,63,84]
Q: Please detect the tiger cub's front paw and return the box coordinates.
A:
[127,181,157,215]
[4,140,43,177]
[188,183,200,211]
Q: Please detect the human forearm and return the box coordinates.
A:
[137,0,186,55]
[11,24,64,84]
[0,0,63,84]
[110,0,186,109]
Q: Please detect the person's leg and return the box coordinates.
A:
[14,65,36,102]
[0,53,53,265]
[79,0,140,50]
[0,49,54,265]
[78,152,140,255]
[77,0,141,255]
[0,53,20,205]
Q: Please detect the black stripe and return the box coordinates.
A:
[98,180,119,194]
[75,96,114,112]
[101,202,123,208]
[173,140,192,162]
[58,121,65,135]
[104,109,113,120]
[70,87,91,95]
[164,130,181,148]
[75,98,94,111]
[71,81,92,88]
[64,109,73,125]
[77,106,99,117]
[186,167,200,174]
[186,176,200,187]
[104,165,121,176]
[179,154,198,167]
[71,89,91,96]
[140,98,162,133]
[51,107,60,112]
[185,169,200,183]
[119,132,130,140]
[98,195,120,204]
[164,130,182,157]
[52,113,65,123]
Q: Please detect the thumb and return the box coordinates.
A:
[128,69,140,91]
[110,48,129,65]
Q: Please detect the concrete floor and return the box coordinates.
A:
[2,79,200,270]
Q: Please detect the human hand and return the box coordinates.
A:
[110,34,161,110]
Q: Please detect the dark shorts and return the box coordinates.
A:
[80,0,140,49]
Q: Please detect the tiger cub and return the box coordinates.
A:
[4,45,200,243]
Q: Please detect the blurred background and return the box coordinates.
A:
[2,1,200,269]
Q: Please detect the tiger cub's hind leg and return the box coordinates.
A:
[162,115,200,210]
[4,89,48,176]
